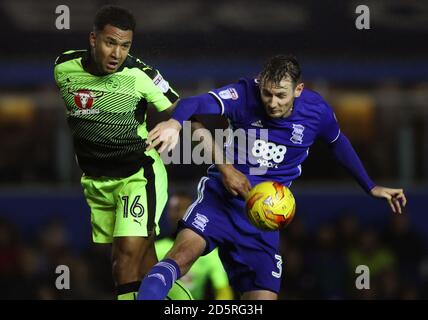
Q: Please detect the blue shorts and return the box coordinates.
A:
[179,176,282,294]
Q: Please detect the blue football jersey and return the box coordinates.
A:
[207,77,340,187]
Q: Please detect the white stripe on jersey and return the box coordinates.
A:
[330,129,341,143]
[208,91,225,115]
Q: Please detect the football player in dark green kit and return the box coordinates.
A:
[54,5,192,300]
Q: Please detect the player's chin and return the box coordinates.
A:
[267,112,283,119]
[104,62,120,73]
[103,67,117,74]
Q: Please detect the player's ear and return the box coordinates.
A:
[294,82,304,98]
[89,31,96,48]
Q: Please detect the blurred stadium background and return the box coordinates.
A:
[0,0,427,299]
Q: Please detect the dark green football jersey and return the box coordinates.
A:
[54,50,178,177]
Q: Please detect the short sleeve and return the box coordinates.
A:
[53,50,85,88]
[135,68,179,112]
[208,82,246,120]
[318,103,341,143]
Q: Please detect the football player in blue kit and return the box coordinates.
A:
[137,55,407,300]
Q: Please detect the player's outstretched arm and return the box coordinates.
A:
[147,94,223,153]
[161,99,180,114]
[146,118,182,152]
[319,104,407,215]
[370,186,407,214]
[328,133,407,214]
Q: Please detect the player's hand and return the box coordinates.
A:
[146,119,182,153]
[218,164,252,199]
[370,186,407,214]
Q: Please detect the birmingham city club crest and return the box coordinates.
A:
[290,124,305,144]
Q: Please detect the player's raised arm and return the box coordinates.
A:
[329,134,406,214]
[146,93,223,152]
[318,103,407,214]
[172,94,224,125]
[369,186,407,214]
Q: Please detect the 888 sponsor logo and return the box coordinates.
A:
[251,139,286,168]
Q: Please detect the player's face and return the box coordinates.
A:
[260,78,304,118]
[89,24,132,75]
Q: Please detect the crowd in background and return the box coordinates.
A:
[279,213,427,299]
[1,196,426,300]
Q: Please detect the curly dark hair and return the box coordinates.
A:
[259,55,301,86]
[94,5,136,32]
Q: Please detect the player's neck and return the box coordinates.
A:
[281,105,294,118]
[86,61,105,76]
[83,51,107,76]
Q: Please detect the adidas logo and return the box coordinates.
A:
[251,120,264,128]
